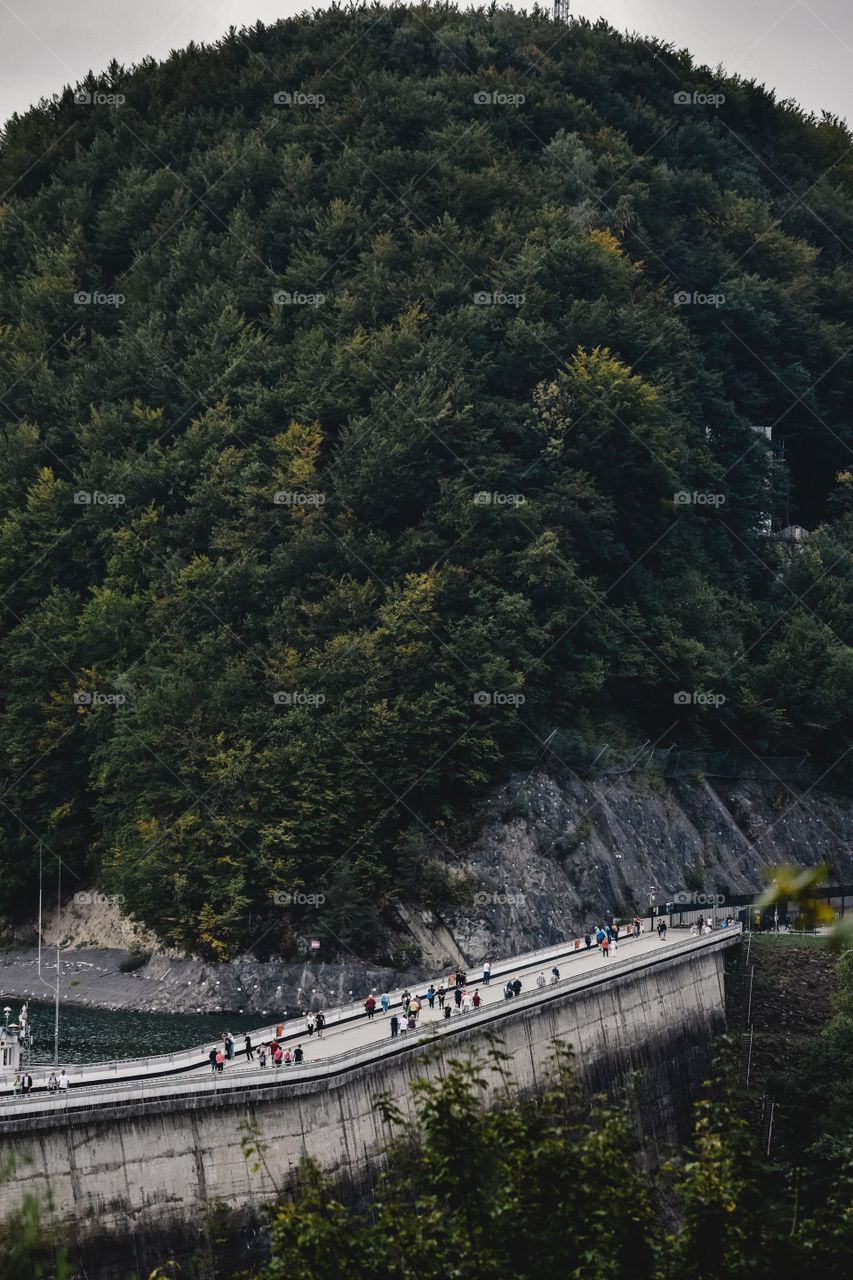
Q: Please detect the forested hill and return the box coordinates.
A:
[2,3,853,961]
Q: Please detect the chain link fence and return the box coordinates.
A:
[548,735,848,790]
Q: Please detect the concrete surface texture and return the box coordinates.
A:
[0,929,738,1276]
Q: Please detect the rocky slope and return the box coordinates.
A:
[2,766,849,1014]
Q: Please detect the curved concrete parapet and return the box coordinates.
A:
[0,928,742,1278]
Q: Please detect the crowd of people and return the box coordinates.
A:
[9,912,731,1096]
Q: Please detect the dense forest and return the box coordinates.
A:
[2,3,853,959]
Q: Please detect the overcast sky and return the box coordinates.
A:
[0,1,851,127]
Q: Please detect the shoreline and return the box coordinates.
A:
[0,944,426,1016]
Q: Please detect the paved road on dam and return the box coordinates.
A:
[0,925,742,1117]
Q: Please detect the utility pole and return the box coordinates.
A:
[54,858,61,1066]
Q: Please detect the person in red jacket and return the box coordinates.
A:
[364,994,376,1019]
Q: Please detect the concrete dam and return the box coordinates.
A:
[0,929,740,1276]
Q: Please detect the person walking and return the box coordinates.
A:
[273,1045,283,1067]
[380,992,390,1015]
[316,1011,326,1037]
[512,977,522,996]
[283,1048,292,1066]
[225,1032,235,1060]
[483,960,491,985]
[259,1044,268,1068]
[47,1072,58,1092]
[601,935,610,959]
[472,989,481,1009]
[390,1014,399,1038]
[245,1034,254,1061]
[657,919,668,941]
[21,1071,32,1096]
[427,984,436,1010]
[306,1015,316,1037]
[58,1070,69,1092]
[437,984,446,1010]
[454,985,463,1009]
[596,927,606,948]
[505,979,514,999]
[550,966,560,984]
[216,1049,225,1072]
[461,990,471,1013]
[12,1074,21,1096]
[294,1045,304,1064]
[536,972,546,990]
[364,994,376,1019]
[584,933,592,950]
[209,1047,218,1074]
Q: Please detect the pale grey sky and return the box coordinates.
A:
[0,1,851,127]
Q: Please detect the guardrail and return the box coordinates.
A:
[0,927,742,1125]
[6,923,665,1087]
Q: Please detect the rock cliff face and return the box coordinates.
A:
[400,767,853,964]
[3,768,850,1014]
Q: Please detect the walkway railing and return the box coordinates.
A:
[0,927,742,1124]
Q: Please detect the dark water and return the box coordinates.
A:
[23,1000,261,1065]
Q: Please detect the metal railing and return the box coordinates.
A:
[0,927,742,1123]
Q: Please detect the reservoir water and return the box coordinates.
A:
[19,1000,261,1065]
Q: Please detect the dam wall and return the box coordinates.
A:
[0,931,739,1278]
